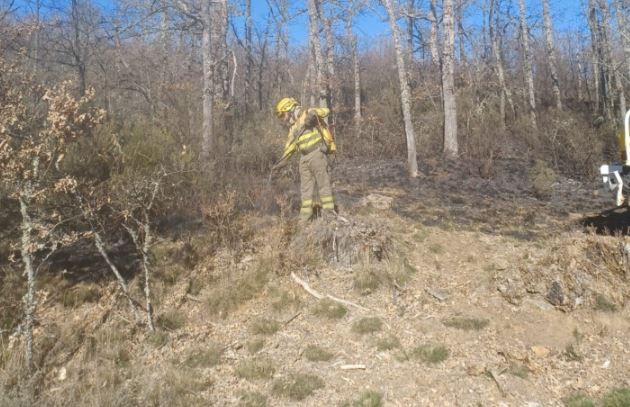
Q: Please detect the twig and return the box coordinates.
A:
[284,311,301,326]
[341,364,366,370]
[290,272,369,311]
[485,368,506,397]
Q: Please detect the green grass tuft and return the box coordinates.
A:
[594,294,617,312]
[411,344,449,364]
[271,373,325,401]
[507,362,529,379]
[303,345,334,362]
[249,318,280,336]
[246,338,265,354]
[353,269,382,295]
[442,317,489,331]
[237,391,267,407]
[312,298,347,320]
[341,390,383,407]
[271,289,302,312]
[602,388,630,407]
[376,335,401,351]
[351,317,383,335]
[563,394,596,407]
[235,357,275,381]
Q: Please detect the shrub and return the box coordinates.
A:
[342,390,383,407]
[442,317,489,331]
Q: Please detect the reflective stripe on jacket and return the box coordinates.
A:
[281,107,330,160]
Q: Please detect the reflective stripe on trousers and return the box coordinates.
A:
[299,148,335,219]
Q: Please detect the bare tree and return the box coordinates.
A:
[598,0,626,120]
[489,0,515,127]
[442,0,458,157]
[614,0,630,84]
[588,0,602,112]
[382,0,419,177]
[307,0,328,107]
[345,5,362,126]
[542,0,562,110]
[518,0,537,129]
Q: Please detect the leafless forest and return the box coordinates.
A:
[1,0,630,405]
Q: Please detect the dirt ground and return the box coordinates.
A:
[30,157,630,406]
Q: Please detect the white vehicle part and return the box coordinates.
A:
[600,164,624,206]
[626,109,630,165]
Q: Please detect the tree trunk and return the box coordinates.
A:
[599,0,627,120]
[518,0,537,130]
[429,0,440,65]
[19,188,35,373]
[489,0,515,125]
[615,0,630,85]
[94,233,140,322]
[542,0,562,110]
[442,0,458,157]
[346,12,362,126]
[245,0,252,113]
[383,0,419,177]
[323,13,336,125]
[307,0,327,107]
[201,0,214,159]
[588,0,602,113]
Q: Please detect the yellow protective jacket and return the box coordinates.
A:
[280,107,336,161]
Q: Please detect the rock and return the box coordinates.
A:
[58,367,67,381]
[531,346,550,357]
[546,280,565,306]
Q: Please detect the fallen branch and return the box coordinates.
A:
[290,272,370,311]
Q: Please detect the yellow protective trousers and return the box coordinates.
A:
[299,145,335,219]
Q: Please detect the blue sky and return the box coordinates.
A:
[249,0,585,48]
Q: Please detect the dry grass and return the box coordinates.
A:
[249,318,280,336]
[341,390,383,407]
[181,343,223,368]
[61,284,101,308]
[442,317,489,331]
[271,288,302,312]
[351,317,383,335]
[528,160,558,199]
[411,344,449,364]
[156,310,186,331]
[146,331,169,348]
[235,357,275,381]
[303,345,334,362]
[205,258,274,317]
[271,373,325,401]
[312,298,348,319]
[353,267,383,295]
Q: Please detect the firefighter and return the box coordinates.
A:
[271,97,336,222]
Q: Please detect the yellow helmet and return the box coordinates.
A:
[275,97,298,117]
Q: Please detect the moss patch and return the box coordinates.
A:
[312,298,347,320]
[303,345,333,362]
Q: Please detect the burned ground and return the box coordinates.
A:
[2,158,629,406]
